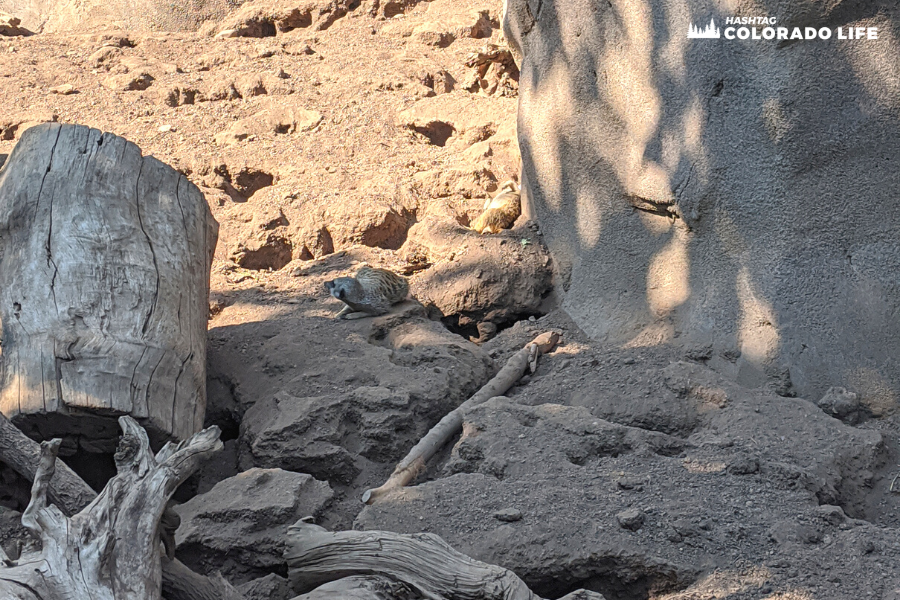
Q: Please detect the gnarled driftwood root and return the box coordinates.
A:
[0,416,225,600]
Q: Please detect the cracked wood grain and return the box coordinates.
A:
[0,123,218,446]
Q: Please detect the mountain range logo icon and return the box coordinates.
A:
[688,18,721,39]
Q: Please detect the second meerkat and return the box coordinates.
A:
[325,266,409,319]
[471,180,521,234]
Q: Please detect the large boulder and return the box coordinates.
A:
[238,303,495,485]
[504,0,900,406]
[174,468,333,579]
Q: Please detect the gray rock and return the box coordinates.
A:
[817,387,861,424]
[727,454,760,476]
[503,0,900,403]
[174,468,332,578]
[238,574,293,600]
[405,215,551,324]
[558,591,608,600]
[616,476,643,491]
[493,508,523,522]
[239,311,494,485]
[616,508,645,531]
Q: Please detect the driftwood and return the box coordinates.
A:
[286,522,606,600]
[0,410,96,515]
[286,521,539,600]
[363,332,560,504]
[0,123,218,447]
[0,415,242,600]
[292,575,421,600]
[160,558,243,600]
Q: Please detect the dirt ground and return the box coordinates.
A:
[3,1,900,599]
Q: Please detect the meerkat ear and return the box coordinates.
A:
[337,288,345,299]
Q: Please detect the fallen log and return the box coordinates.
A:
[0,410,96,515]
[362,331,560,504]
[0,413,243,600]
[286,521,607,600]
[286,520,540,600]
[291,575,418,600]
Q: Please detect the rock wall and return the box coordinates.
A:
[504,0,900,407]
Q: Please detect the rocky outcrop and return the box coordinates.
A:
[358,360,888,599]
[174,468,333,578]
[238,304,495,485]
[504,0,900,404]
[404,216,552,326]
[214,0,352,37]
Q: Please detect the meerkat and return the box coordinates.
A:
[325,266,409,320]
[471,180,521,234]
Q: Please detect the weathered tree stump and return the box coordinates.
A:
[0,123,218,448]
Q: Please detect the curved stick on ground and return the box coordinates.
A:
[286,520,540,600]
[362,331,560,504]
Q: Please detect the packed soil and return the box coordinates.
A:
[3,2,900,599]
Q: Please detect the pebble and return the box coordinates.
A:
[727,455,760,475]
[49,83,77,95]
[617,477,644,491]
[494,508,523,522]
[616,508,645,530]
[158,124,174,133]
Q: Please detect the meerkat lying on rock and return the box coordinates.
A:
[471,180,521,234]
[325,266,409,319]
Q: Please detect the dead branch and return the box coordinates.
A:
[0,414,243,600]
[161,558,244,600]
[0,411,97,515]
[362,331,560,504]
[286,521,540,600]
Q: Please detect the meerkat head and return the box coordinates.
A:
[325,277,359,301]
[498,180,519,194]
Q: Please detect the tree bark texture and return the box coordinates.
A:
[0,123,218,447]
[286,521,540,600]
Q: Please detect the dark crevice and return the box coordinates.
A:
[145,352,166,414]
[626,194,681,220]
[412,122,455,146]
[40,127,62,313]
[170,351,194,432]
[135,159,159,336]
[530,557,697,600]
[440,310,547,342]
[129,346,148,415]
